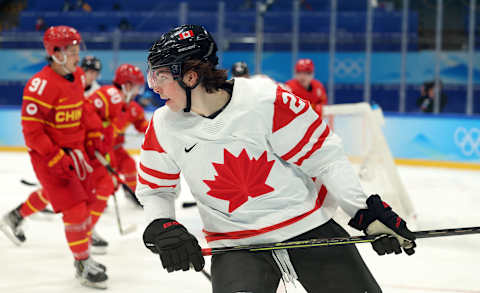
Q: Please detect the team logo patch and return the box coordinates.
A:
[203,149,275,213]
[94,98,103,108]
[26,103,38,115]
[179,30,194,40]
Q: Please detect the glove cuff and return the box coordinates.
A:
[348,194,392,231]
[143,218,186,253]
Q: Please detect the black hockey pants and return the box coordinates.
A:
[211,219,382,293]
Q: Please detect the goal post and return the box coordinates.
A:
[323,102,417,224]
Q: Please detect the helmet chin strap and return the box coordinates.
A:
[178,77,202,113]
[121,84,134,103]
[51,52,72,74]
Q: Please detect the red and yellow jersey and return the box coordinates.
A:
[112,101,149,146]
[87,85,127,151]
[87,85,126,122]
[21,65,100,156]
[285,79,327,116]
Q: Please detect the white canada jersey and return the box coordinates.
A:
[137,77,368,247]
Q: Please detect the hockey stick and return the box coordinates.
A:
[95,151,143,208]
[182,201,197,208]
[201,226,480,256]
[20,179,37,186]
[201,269,211,281]
[94,151,138,235]
[93,152,142,207]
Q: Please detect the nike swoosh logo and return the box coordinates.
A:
[59,97,68,103]
[184,143,197,153]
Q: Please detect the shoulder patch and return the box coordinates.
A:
[94,98,103,108]
[272,86,309,133]
[25,103,38,115]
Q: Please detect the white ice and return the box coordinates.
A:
[1,151,479,293]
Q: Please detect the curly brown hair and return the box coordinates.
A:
[182,60,228,93]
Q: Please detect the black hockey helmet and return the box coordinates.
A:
[231,61,249,77]
[147,24,218,112]
[147,24,218,79]
[81,55,102,72]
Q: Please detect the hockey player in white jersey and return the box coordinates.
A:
[139,24,416,293]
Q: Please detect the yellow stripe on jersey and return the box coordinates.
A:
[21,116,81,129]
[55,100,83,110]
[96,195,109,201]
[23,96,83,110]
[68,238,89,247]
[25,199,39,213]
[23,96,53,109]
[95,91,110,118]
[47,149,65,167]
[37,190,49,205]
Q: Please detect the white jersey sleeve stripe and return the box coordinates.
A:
[294,126,331,166]
[138,174,177,189]
[138,167,179,187]
[140,150,180,174]
[280,116,324,161]
[139,162,180,180]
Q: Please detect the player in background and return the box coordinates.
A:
[81,55,102,97]
[230,61,290,91]
[5,55,108,254]
[0,26,109,289]
[139,25,417,293]
[286,58,327,117]
[87,64,147,207]
[231,61,249,78]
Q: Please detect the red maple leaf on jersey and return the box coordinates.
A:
[203,149,275,213]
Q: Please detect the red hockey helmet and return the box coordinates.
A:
[113,64,145,86]
[43,25,82,56]
[295,59,314,73]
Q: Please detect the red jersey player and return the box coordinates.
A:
[286,58,328,116]
[88,64,147,206]
[0,26,109,289]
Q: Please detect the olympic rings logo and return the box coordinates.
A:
[334,58,364,78]
[454,127,480,157]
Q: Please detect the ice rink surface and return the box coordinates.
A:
[1,151,479,293]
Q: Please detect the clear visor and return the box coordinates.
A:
[147,67,172,89]
[123,83,146,103]
[135,84,145,96]
[61,40,87,56]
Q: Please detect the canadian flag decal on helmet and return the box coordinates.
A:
[179,30,194,40]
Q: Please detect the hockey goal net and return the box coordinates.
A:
[323,102,417,224]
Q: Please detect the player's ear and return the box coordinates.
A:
[183,70,199,87]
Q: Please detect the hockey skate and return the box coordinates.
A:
[0,205,26,246]
[74,257,108,289]
[91,229,108,255]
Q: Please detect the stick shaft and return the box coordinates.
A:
[112,193,124,235]
[94,151,142,207]
[201,226,480,256]
[20,179,38,186]
[94,151,130,235]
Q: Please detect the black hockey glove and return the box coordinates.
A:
[348,194,416,256]
[143,218,205,273]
